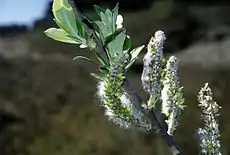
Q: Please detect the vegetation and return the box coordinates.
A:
[43,0,223,154]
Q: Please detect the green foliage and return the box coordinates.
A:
[94,4,119,37]
[44,28,84,44]
[45,0,144,80]
[72,56,98,64]
[43,1,223,154]
[107,32,126,59]
[52,0,84,37]
[125,45,145,71]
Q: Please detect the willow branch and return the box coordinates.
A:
[123,79,184,155]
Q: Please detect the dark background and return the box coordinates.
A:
[0,0,230,154]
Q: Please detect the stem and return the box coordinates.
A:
[149,109,183,155]
[123,79,184,155]
[69,0,110,61]
[70,1,183,152]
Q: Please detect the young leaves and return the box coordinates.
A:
[94,4,128,60]
[45,1,144,75]
[53,0,78,36]
[123,35,131,51]
[107,32,126,59]
[46,0,85,44]
[73,55,99,65]
[125,45,145,70]
[45,28,84,44]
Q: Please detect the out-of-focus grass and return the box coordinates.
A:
[1,57,230,155]
[23,64,230,155]
[27,105,158,155]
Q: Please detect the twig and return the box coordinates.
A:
[124,79,184,155]
[68,0,109,61]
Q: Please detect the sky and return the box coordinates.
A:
[0,0,50,27]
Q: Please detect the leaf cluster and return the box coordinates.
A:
[45,0,145,80]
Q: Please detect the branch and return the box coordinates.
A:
[123,79,184,155]
[68,1,183,153]
[68,0,109,61]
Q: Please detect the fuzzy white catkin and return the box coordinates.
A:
[161,86,170,116]
[161,56,179,117]
[197,83,222,155]
[161,56,184,135]
[141,30,165,102]
[97,80,106,98]
[97,80,131,128]
[97,80,151,130]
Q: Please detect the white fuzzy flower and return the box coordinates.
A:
[120,93,132,107]
[104,105,131,129]
[97,80,106,99]
[141,30,166,108]
[120,93,151,130]
[116,14,123,29]
[161,56,185,135]
[197,83,222,155]
[165,111,177,135]
[97,80,131,129]
[154,30,166,51]
[161,86,170,116]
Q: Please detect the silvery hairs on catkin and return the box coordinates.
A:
[141,30,166,107]
[97,52,151,130]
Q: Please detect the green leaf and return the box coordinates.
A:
[52,0,78,36]
[68,34,86,43]
[76,18,85,38]
[105,9,113,24]
[94,5,106,16]
[123,35,131,51]
[45,28,83,44]
[112,3,119,31]
[103,9,113,35]
[107,32,126,59]
[95,7,115,39]
[125,45,145,70]
[72,56,99,65]
[94,51,109,67]
[104,28,125,45]
[99,66,109,73]
[130,45,145,61]
[53,18,66,31]
[86,37,97,49]
[95,21,110,38]
[90,73,107,80]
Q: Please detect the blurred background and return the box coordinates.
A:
[0,0,230,154]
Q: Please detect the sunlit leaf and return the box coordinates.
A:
[94,51,109,66]
[90,73,107,80]
[99,66,109,73]
[73,55,99,64]
[52,0,79,36]
[76,18,85,37]
[95,21,110,38]
[45,28,83,44]
[105,9,113,24]
[123,35,131,51]
[112,3,119,31]
[107,32,126,59]
[94,8,115,38]
[104,28,125,45]
[125,45,145,70]
[94,5,106,16]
